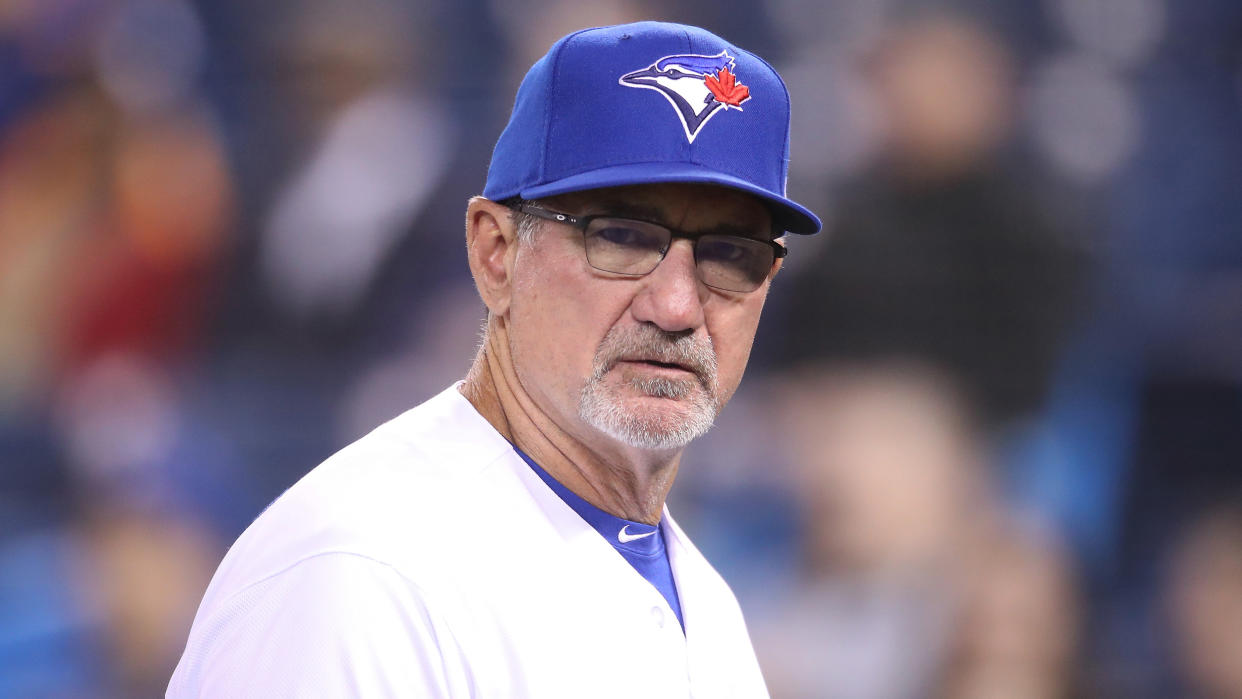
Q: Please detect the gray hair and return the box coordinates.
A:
[502,197,544,244]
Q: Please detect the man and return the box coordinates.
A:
[169,21,819,697]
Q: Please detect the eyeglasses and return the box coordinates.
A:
[510,203,786,293]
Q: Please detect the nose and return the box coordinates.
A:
[629,239,708,332]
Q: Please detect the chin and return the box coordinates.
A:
[578,374,718,451]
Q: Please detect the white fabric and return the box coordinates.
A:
[168,385,768,698]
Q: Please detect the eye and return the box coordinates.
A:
[695,234,774,291]
[595,224,642,246]
[696,237,750,263]
[589,220,667,252]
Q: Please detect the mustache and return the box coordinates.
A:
[591,325,718,390]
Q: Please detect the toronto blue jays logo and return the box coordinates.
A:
[619,50,752,143]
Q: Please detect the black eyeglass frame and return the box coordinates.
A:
[508,202,787,291]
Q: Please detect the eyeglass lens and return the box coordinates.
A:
[582,217,774,292]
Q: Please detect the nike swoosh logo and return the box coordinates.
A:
[618,524,658,544]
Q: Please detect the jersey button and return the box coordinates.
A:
[651,606,666,628]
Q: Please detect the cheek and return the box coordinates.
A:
[510,267,577,381]
[706,292,767,399]
[507,248,627,395]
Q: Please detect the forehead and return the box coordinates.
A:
[545,183,774,238]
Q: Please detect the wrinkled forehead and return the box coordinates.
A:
[543,183,776,239]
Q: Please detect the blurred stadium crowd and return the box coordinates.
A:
[1,0,1240,696]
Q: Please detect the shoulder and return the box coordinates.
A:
[171,386,532,694]
[196,385,520,615]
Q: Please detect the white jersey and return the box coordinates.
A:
[168,384,769,698]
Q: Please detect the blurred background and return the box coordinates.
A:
[1,0,1239,696]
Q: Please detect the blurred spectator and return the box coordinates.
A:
[778,14,1083,427]
[942,524,1079,699]
[0,87,112,410]
[751,362,1078,698]
[76,503,219,695]
[257,0,455,327]
[866,17,1014,182]
[0,94,231,400]
[62,108,232,370]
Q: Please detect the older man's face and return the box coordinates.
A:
[506,183,777,453]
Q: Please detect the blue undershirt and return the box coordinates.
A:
[513,446,685,631]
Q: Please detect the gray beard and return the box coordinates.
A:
[577,326,720,450]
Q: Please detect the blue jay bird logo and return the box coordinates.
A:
[619,51,752,143]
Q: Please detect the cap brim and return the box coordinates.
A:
[518,162,822,235]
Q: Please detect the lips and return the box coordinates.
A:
[621,357,693,373]
[613,350,710,384]
[612,355,710,397]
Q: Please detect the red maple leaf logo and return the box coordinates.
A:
[704,67,751,108]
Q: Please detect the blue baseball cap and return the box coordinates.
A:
[483,21,822,235]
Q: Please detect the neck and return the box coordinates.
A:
[460,317,680,524]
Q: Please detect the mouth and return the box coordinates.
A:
[613,358,705,390]
[637,358,688,370]
[618,357,694,373]
[588,326,719,398]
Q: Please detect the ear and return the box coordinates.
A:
[465,196,519,318]
[770,239,787,279]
